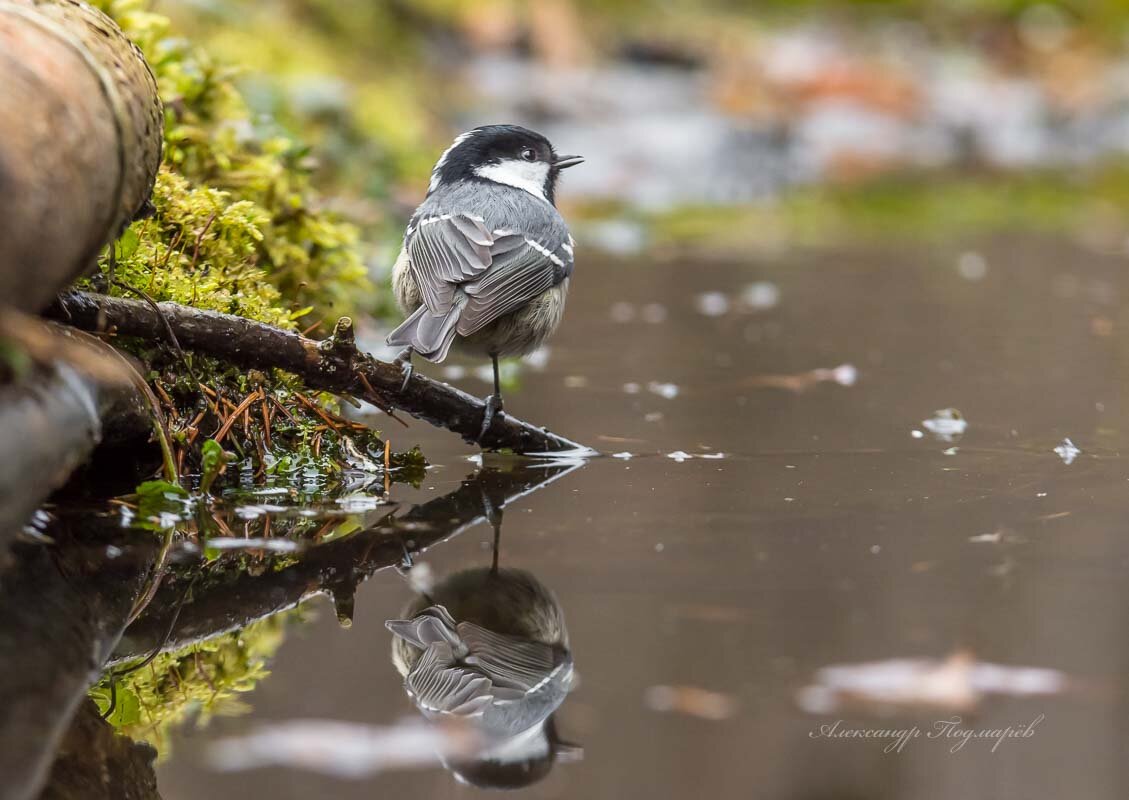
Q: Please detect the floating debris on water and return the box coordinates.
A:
[644,685,738,720]
[695,291,731,317]
[1053,438,1081,465]
[910,429,925,439]
[921,408,967,442]
[613,452,634,459]
[957,251,989,281]
[796,651,1068,714]
[744,363,857,392]
[623,382,641,394]
[741,281,780,311]
[665,450,725,462]
[943,446,959,456]
[648,381,680,399]
[564,375,589,388]
[969,530,1003,543]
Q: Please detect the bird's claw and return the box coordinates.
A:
[478,394,504,444]
[393,349,413,393]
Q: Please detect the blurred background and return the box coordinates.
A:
[105,0,1129,296]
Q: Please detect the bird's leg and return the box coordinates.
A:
[479,353,505,443]
[393,347,414,393]
[479,484,503,573]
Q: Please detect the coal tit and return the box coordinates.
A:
[387,124,583,441]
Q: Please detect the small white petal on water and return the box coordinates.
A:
[695,291,730,317]
[957,251,988,281]
[647,381,680,399]
[742,281,780,311]
[911,429,925,439]
[922,408,967,442]
[667,451,692,462]
[612,452,634,459]
[1053,438,1081,465]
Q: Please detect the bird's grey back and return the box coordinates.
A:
[413,179,573,278]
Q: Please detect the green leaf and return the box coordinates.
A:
[114,226,141,261]
[200,439,230,494]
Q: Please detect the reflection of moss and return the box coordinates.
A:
[90,611,297,756]
[645,166,1129,249]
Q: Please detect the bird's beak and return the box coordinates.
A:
[553,154,584,169]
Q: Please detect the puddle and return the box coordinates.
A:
[11,234,1129,798]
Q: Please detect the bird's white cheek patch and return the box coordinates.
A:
[474,159,551,202]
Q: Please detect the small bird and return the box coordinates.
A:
[387,124,583,442]
[387,567,579,789]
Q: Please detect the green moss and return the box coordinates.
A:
[91,611,296,756]
[88,0,371,322]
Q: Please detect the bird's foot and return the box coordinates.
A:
[393,348,413,393]
[478,394,504,444]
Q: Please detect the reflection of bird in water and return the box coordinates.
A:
[387,562,579,789]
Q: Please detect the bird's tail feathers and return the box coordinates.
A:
[386,301,463,362]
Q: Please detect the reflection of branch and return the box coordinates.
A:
[111,463,582,663]
[49,291,588,454]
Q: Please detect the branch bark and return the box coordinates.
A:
[48,291,589,454]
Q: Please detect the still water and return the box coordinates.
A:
[76,235,1129,796]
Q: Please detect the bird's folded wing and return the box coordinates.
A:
[456,622,561,693]
[385,605,462,651]
[408,214,494,313]
[457,235,564,336]
[406,642,495,718]
[408,212,570,335]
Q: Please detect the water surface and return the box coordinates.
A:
[155,235,1129,798]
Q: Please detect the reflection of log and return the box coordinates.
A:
[112,463,579,663]
[49,291,588,454]
[37,698,160,800]
[0,314,150,544]
[0,527,159,800]
[0,0,162,311]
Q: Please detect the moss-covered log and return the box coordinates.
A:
[0,0,162,311]
[50,291,590,454]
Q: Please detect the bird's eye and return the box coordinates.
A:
[520,147,536,162]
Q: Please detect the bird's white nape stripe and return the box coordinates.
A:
[474,159,551,203]
[428,131,475,192]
